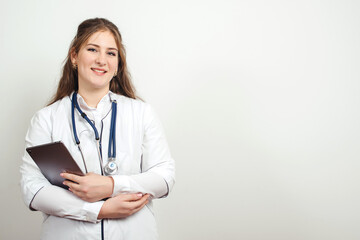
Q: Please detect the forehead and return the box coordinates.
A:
[84,30,117,49]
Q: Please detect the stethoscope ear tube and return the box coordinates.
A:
[72,92,100,140]
[71,93,80,145]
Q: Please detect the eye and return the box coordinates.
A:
[87,48,97,52]
[107,51,117,57]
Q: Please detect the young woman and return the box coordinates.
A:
[20,18,175,240]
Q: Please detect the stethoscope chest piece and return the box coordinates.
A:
[104,158,118,175]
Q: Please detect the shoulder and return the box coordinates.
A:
[31,96,71,125]
[111,93,151,114]
[26,96,71,144]
[111,93,159,127]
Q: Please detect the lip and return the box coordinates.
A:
[91,68,107,76]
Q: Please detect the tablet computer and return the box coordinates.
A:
[26,141,84,189]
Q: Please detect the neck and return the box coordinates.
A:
[78,88,109,108]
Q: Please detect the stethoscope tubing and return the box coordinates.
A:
[72,93,100,141]
[108,101,117,159]
[71,92,117,175]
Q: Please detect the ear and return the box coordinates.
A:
[70,48,77,65]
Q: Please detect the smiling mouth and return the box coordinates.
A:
[91,68,107,73]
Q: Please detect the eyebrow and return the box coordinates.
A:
[86,43,118,51]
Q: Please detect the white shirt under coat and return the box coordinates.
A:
[20,92,175,240]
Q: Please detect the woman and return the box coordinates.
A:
[20,18,175,240]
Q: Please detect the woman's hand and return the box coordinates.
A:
[61,172,114,202]
[98,193,150,219]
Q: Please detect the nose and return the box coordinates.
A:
[95,52,106,66]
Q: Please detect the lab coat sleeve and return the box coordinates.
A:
[31,185,104,223]
[20,109,103,223]
[111,104,175,198]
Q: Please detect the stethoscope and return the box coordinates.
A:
[71,92,118,176]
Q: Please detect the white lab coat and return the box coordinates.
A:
[20,92,175,240]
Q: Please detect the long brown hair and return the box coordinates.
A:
[48,18,137,105]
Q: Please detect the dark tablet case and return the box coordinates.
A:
[26,141,84,189]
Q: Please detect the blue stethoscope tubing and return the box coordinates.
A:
[71,92,117,175]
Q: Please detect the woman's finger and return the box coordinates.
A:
[61,172,81,183]
[121,193,145,202]
[129,196,149,214]
[63,180,81,192]
[125,194,149,208]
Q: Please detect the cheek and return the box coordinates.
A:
[77,51,93,66]
[111,60,119,71]
[113,58,119,66]
[79,57,91,67]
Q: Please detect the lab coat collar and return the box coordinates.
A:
[75,92,112,111]
[72,91,115,120]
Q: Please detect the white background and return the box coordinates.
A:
[1,0,360,239]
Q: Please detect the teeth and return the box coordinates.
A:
[92,68,106,73]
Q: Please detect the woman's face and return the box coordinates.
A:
[72,30,119,93]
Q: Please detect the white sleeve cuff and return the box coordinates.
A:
[110,172,168,198]
[83,201,105,223]
[111,175,131,197]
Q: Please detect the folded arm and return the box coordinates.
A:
[111,104,175,198]
[20,110,105,223]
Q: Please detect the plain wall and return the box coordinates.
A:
[1,0,360,239]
